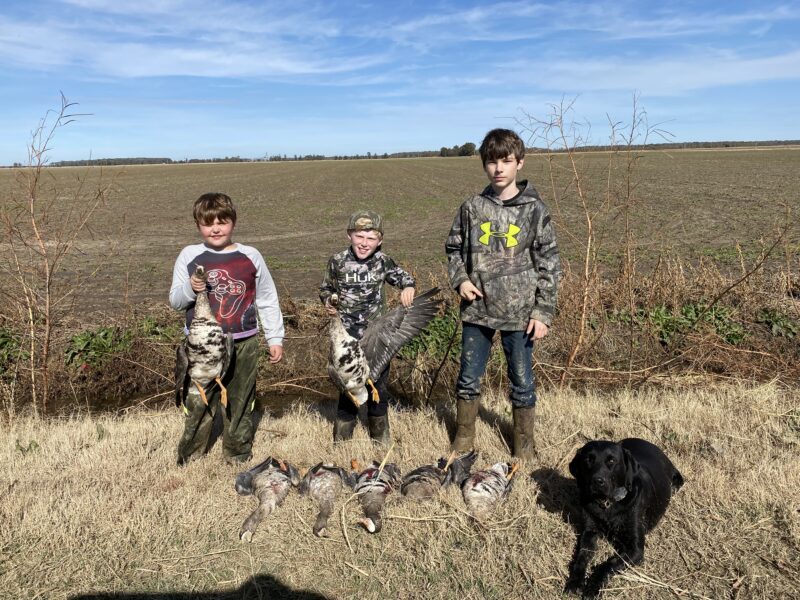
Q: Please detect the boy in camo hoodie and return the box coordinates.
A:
[320,210,416,444]
[445,128,560,462]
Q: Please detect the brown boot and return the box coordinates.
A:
[451,397,480,452]
[367,414,391,446]
[512,405,536,462]
[333,415,357,442]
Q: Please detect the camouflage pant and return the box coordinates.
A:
[177,335,259,464]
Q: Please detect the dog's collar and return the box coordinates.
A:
[594,486,629,509]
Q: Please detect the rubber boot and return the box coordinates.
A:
[333,415,357,442]
[451,397,480,452]
[512,405,536,462]
[367,414,391,446]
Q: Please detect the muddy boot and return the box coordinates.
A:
[367,414,391,446]
[512,405,536,463]
[451,397,480,452]
[333,415,357,442]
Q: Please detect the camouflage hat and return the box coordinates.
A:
[347,210,383,234]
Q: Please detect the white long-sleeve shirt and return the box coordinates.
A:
[170,243,284,346]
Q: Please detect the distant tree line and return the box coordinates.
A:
[439,142,476,157]
[9,139,795,169]
[531,139,800,153]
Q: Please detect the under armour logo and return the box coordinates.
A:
[479,222,520,248]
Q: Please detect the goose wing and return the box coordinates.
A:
[174,341,189,407]
[360,287,441,380]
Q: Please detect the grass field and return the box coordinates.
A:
[1,147,798,315]
[2,382,799,599]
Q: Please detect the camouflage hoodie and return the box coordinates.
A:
[320,247,415,338]
[445,180,560,330]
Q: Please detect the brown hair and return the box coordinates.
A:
[193,193,237,226]
[478,128,525,165]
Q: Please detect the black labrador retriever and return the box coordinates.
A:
[565,438,684,598]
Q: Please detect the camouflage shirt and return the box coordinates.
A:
[445,180,561,330]
[320,247,416,338]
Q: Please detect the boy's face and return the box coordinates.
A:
[197,217,235,251]
[348,229,382,259]
[484,154,523,192]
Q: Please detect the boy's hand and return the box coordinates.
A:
[458,281,484,302]
[400,287,415,307]
[268,345,283,364]
[190,274,206,293]
[324,297,338,316]
[526,319,549,340]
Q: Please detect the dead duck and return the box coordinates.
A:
[351,459,402,533]
[401,450,478,500]
[461,461,519,520]
[174,265,234,407]
[235,456,301,542]
[327,288,441,408]
[298,462,356,537]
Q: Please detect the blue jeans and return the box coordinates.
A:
[456,323,536,408]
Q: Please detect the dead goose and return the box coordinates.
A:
[174,265,234,407]
[235,456,301,542]
[401,450,478,500]
[326,288,441,408]
[351,459,402,534]
[298,462,356,537]
[461,461,519,520]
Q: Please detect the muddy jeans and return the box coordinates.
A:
[177,335,259,464]
[456,323,536,408]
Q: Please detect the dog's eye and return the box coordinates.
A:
[607,458,616,466]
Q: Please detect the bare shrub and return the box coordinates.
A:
[0,95,116,416]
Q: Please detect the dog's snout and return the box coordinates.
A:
[592,475,606,487]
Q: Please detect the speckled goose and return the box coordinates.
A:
[327,288,441,407]
[174,265,234,407]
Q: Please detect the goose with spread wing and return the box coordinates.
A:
[326,287,441,408]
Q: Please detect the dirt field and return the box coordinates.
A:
[1,147,798,316]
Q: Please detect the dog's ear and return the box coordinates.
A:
[622,448,640,490]
[569,447,585,478]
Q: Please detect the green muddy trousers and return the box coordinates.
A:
[177,335,259,465]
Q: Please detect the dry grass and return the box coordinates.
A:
[2,382,799,599]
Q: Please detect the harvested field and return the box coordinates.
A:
[1,148,798,315]
[2,383,799,599]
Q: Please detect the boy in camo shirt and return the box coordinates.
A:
[320,210,416,444]
[445,128,560,462]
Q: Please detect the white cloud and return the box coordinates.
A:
[522,49,800,95]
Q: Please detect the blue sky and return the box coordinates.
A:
[1,0,799,164]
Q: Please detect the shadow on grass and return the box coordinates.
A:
[69,573,330,600]
[531,467,582,529]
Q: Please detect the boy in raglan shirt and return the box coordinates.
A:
[170,193,284,465]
